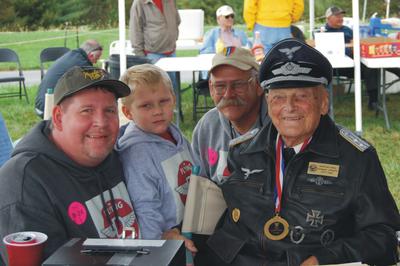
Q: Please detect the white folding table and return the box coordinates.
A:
[155,54,214,127]
[361,57,400,129]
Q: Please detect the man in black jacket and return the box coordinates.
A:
[0,66,140,263]
[207,39,400,265]
[35,39,103,117]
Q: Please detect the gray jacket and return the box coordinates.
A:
[129,0,180,56]
[191,99,269,183]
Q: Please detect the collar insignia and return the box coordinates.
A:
[339,127,370,152]
[229,128,259,147]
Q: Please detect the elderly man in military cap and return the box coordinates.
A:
[206,39,400,265]
[0,66,140,263]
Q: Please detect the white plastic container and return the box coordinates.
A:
[43,88,54,120]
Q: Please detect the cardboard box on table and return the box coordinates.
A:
[360,37,400,58]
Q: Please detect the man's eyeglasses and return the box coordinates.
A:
[225,14,234,19]
[211,77,253,96]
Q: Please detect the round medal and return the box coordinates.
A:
[263,215,289,240]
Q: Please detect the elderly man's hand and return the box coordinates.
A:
[300,256,319,266]
[162,228,198,253]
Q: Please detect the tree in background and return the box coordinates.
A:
[0,0,398,31]
[177,0,244,25]
[0,0,58,30]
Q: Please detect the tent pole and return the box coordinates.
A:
[118,0,127,78]
[309,0,315,39]
[352,0,363,134]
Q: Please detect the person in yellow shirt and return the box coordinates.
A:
[244,0,304,52]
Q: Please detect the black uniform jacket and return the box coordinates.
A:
[208,115,400,266]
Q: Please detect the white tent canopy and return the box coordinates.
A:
[119,0,364,133]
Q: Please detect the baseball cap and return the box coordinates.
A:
[210,47,260,73]
[54,66,130,105]
[259,39,332,90]
[216,5,234,17]
[325,6,345,18]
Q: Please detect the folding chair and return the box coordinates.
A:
[0,48,29,103]
[39,47,70,80]
[193,72,214,121]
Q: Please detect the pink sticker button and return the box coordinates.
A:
[208,148,218,166]
[68,201,87,225]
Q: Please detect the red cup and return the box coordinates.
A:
[3,231,48,266]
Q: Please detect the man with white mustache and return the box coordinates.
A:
[191,46,269,265]
[192,47,269,185]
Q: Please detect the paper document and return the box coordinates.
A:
[83,238,165,248]
[182,175,227,235]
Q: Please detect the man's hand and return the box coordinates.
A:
[300,256,319,266]
[162,228,198,253]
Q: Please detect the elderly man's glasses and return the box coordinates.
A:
[225,14,234,19]
[211,77,253,96]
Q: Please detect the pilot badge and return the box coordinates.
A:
[232,208,240,223]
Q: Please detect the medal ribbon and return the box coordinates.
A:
[274,135,311,213]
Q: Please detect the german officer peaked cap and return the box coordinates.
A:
[259,38,332,90]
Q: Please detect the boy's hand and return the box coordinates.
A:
[300,256,319,266]
[162,228,198,253]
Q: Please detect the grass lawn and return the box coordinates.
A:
[0,83,399,206]
[0,27,214,70]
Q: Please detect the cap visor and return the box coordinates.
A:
[267,80,324,90]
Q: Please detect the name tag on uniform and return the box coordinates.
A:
[307,162,339,177]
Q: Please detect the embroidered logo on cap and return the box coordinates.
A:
[83,69,104,80]
[278,46,301,59]
[272,62,312,76]
[223,46,236,56]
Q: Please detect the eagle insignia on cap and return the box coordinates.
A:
[272,62,311,76]
[278,46,301,60]
[83,69,104,80]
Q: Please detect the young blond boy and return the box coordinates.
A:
[117,64,197,253]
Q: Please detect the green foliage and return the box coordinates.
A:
[56,0,91,26]
[0,0,59,31]
[177,0,244,25]
[1,0,399,31]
